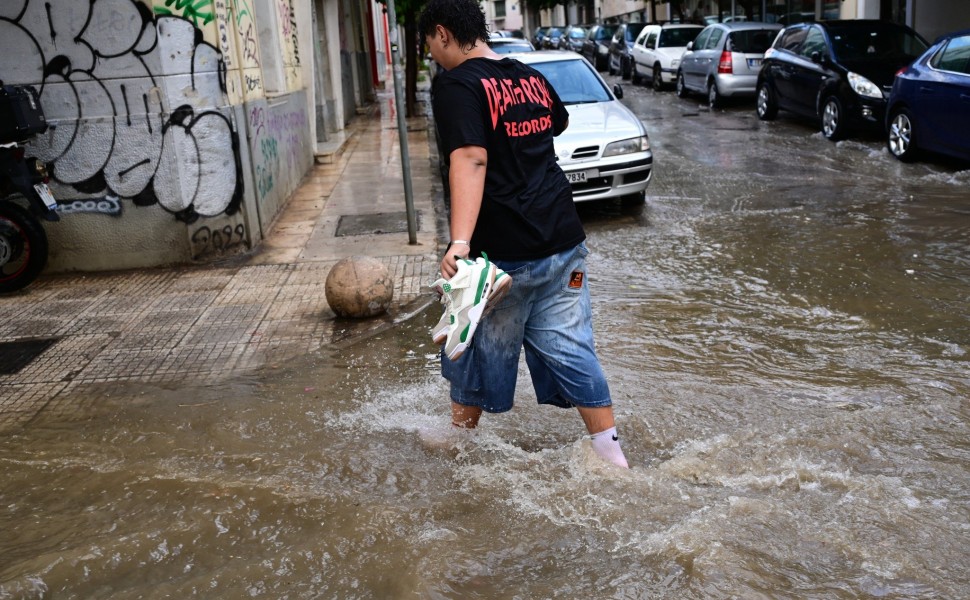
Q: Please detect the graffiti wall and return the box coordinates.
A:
[0,0,312,270]
[246,94,311,225]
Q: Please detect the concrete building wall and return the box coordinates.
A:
[912,0,970,43]
[0,0,315,272]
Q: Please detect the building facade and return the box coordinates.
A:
[518,0,969,46]
[0,0,386,273]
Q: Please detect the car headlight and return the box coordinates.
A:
[671,59,680,67]
[847,71,883,99]
[603,135,650,157]
[598,46,608,55]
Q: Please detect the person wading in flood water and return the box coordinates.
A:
[420,0,629,468]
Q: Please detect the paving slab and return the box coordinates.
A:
[0,85,445,431]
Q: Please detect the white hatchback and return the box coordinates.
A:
[511,51,653,204]
[631,24,704,90]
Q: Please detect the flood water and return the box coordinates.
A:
[2,82,969,598]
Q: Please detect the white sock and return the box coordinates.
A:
[590,426,629,468]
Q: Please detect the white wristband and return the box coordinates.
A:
[449,240,470,247]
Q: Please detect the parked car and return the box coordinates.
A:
[886,28,970,162]
[755,20,928,141]
[608,22,648,79]
[582,24,617,71]
[508,51,653,203]
[543,27,565,49]
[705,14,748,25]
[631,23,704,89]
[488,34,536,54]
[532,26,549,49]
[559,26,589,52]
[677,21,782,107]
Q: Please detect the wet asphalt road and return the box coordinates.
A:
[1,65,968,599]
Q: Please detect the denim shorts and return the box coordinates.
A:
[441,242,612,413]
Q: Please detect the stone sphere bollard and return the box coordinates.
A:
[325,256,394,318]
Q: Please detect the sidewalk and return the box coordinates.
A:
[0,85,445,431]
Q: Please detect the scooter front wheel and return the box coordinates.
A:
[0,200,49,293]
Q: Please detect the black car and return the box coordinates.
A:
[755,20,928,140]
[608,22,648,79]
[582,24,617,71]
[532,26,549,49]
[559,26,588,53]
[543,27,565,49]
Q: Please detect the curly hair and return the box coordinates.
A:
[418,0,490,49]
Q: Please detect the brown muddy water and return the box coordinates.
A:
[2,88,969,599]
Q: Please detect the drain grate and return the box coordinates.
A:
[0,338,60,375]
[335,211,421,237]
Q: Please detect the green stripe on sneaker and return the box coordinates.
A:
[459,323,471,342]
[474,266,489,303]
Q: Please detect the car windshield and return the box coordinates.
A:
[828,24,928,62]
[727,29,777,53]
[660,28,701,47]
[625,24,647,42]
[595,26,616,40]
[568,29,586,39]
[528,60,612,105]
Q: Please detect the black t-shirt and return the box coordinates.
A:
[432,57,586,261]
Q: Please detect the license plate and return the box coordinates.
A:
[747,58,762,68]
[566,171,587,184]
[34,182,57,210]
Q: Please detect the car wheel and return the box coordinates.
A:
[653,65,664,91]
[708,80,722,110]
[675,71,688,98]
[756,82,777,120]
[821,96,847,141]
[887,107,919,162]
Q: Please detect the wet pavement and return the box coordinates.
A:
[2,67,970,599]
[0,86,442,432]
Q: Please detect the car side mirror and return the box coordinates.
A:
[613,84,623,99]
[686,41,693,51]
[811,51,823,64]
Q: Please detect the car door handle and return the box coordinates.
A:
[961,93,970,103]
[919,86,935,94]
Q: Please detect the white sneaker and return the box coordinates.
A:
[430,253,510,360]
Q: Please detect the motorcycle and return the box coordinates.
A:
[0,82,58,293]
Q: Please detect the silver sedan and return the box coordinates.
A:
[512,51,653,204]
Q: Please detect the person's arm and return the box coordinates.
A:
[440,144,487,279]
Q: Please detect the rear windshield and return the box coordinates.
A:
[828,24,928,62]
[660,27,702,47]
[727,29,777,53]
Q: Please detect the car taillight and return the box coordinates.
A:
[718,51,733,74]
[895,66,907,77]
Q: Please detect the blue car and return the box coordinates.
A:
[886,29,970,162]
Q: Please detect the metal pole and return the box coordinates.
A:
[385,0,419,244]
